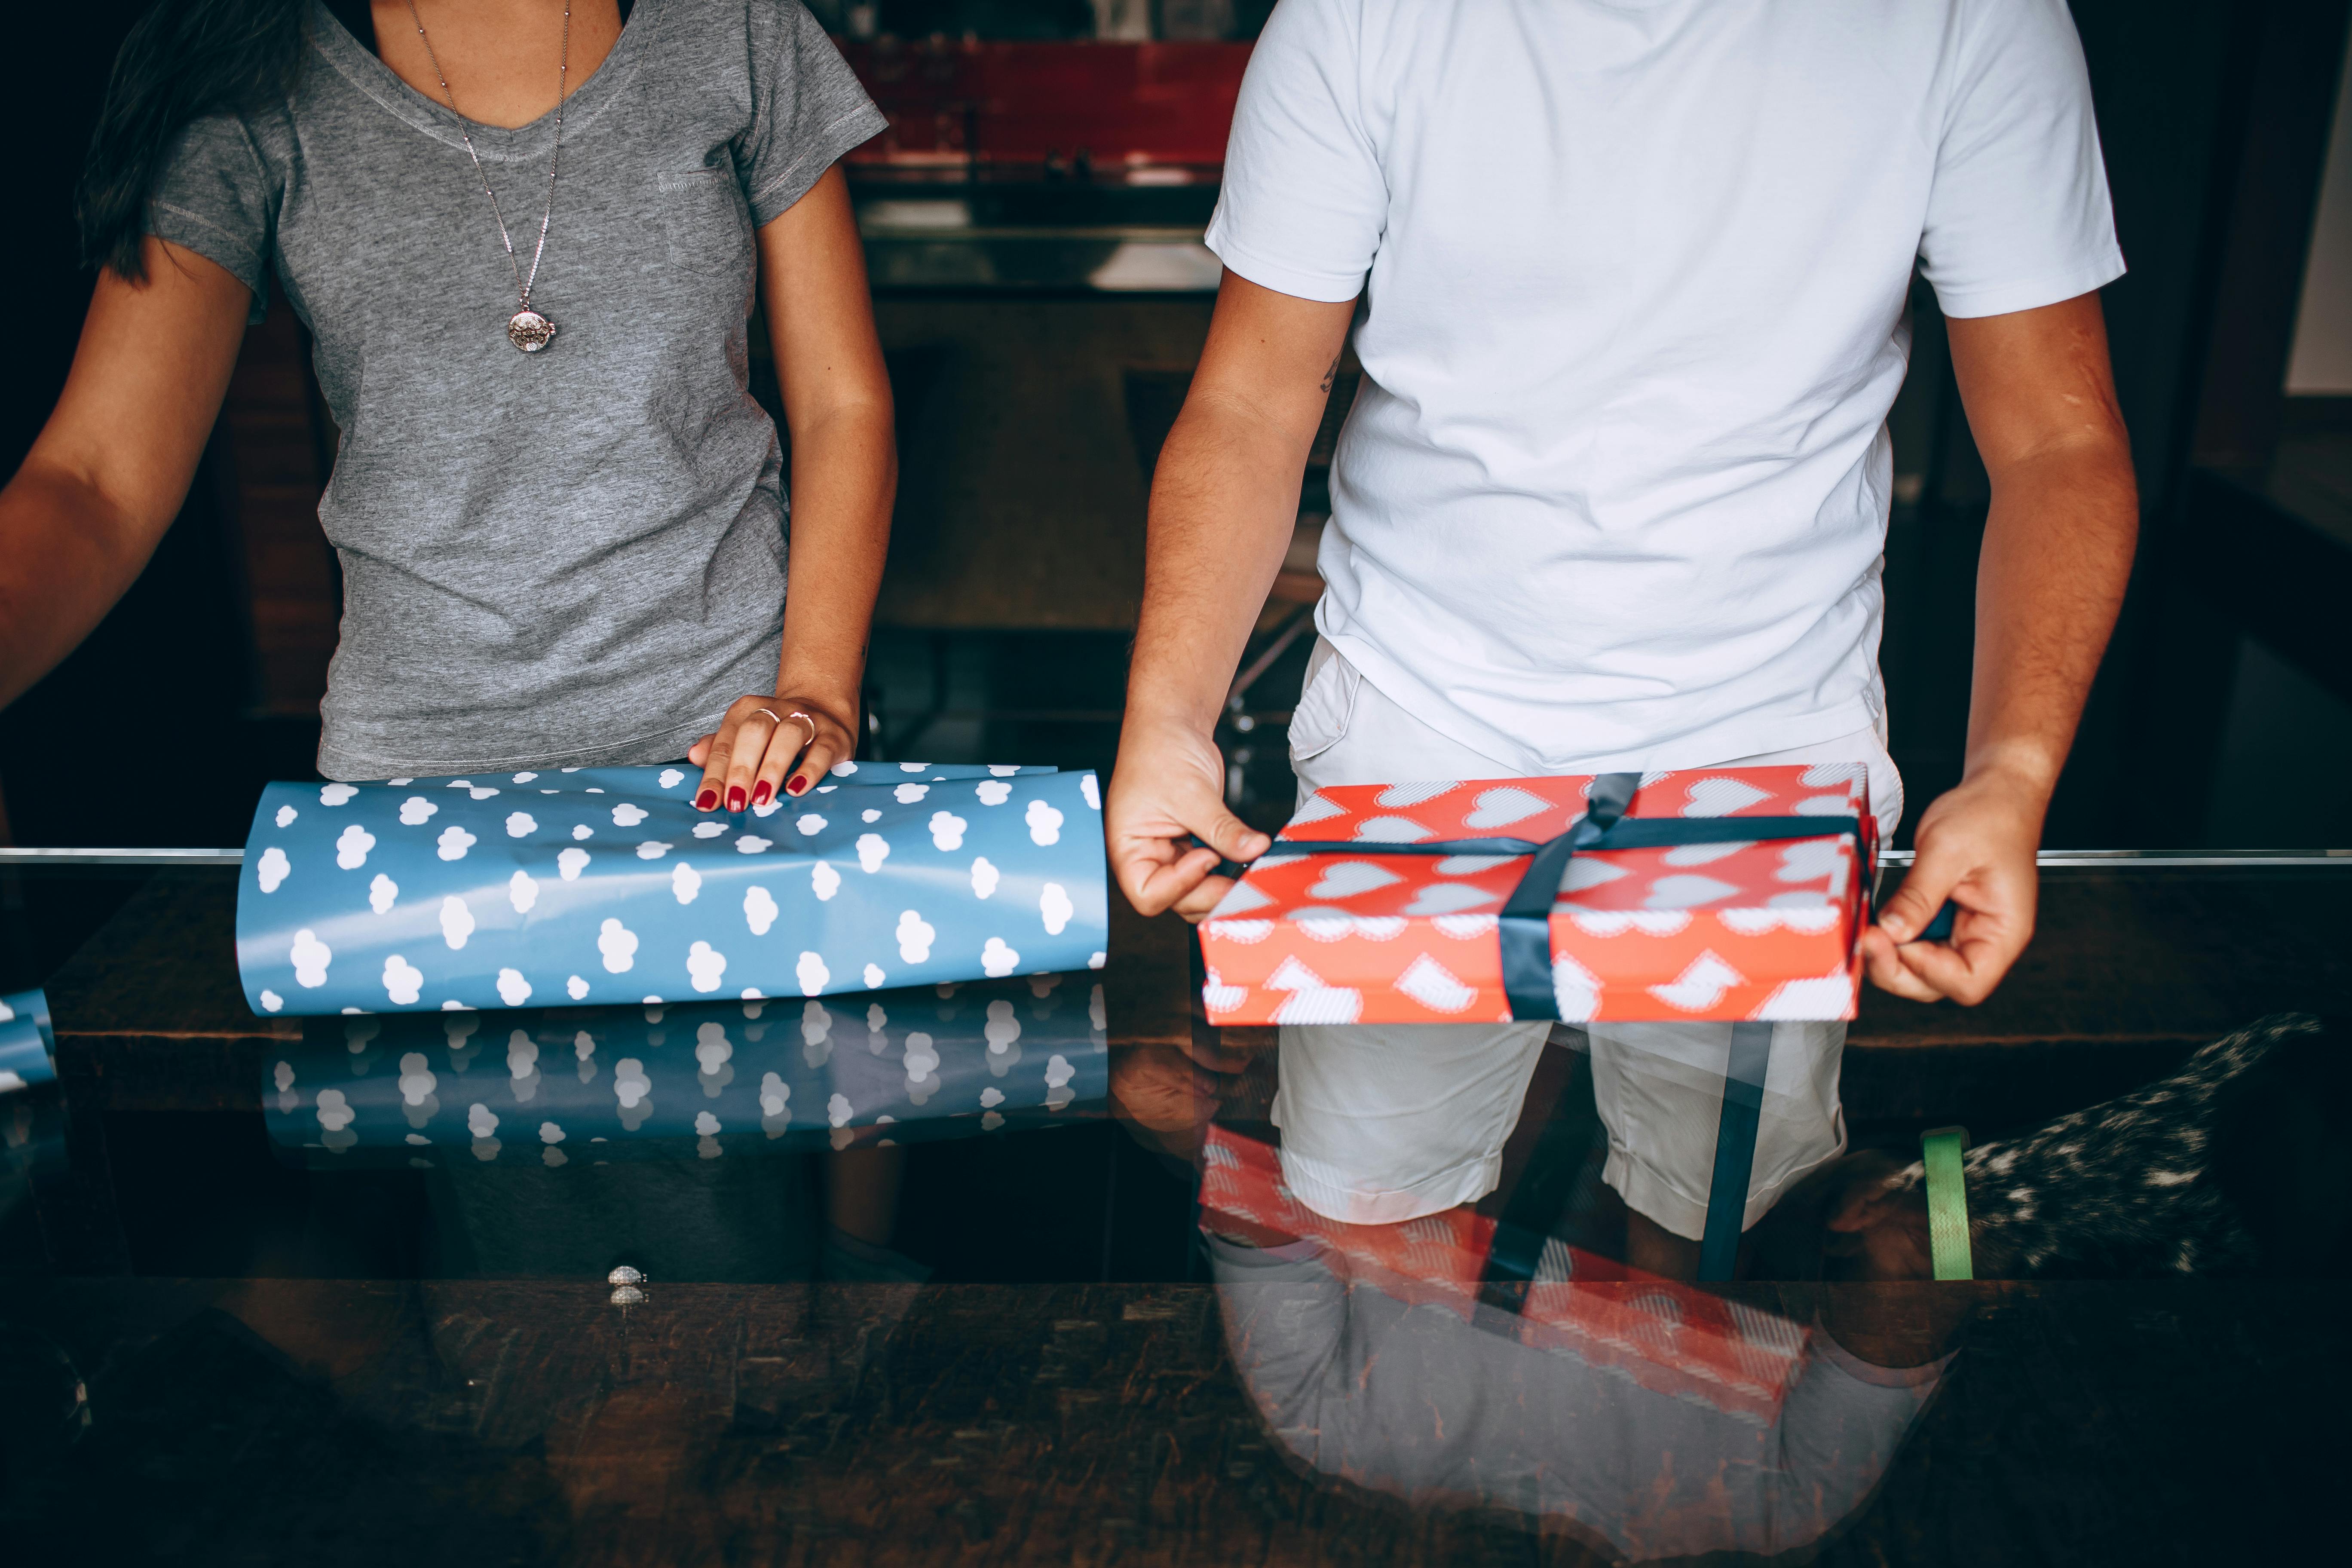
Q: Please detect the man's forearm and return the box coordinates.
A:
[1127,393,1316,734]
[1965,440,2138,805]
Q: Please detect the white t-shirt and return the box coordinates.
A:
[1205,0,2125,775]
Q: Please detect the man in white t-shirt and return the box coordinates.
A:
[1106,0,2138,1274]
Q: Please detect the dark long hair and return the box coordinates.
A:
[76,0,309,280]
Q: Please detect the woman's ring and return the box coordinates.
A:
[783,711,818,747]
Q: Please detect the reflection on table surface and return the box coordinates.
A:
[0,858,2346,1561]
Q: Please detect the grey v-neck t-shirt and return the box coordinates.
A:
[148,0,885,779]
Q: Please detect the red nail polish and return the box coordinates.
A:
[694,789,717,811]
[727,787,747,812]
[786,776,807,796]
[751,779,773,806]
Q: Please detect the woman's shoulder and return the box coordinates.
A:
[648,0,828,57]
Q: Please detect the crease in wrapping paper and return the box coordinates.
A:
[263,975,1109,1165]
[236,762,1108,1017]
[1198,764,1873,1025]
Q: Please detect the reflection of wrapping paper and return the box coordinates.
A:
[263,975,1109,1165]
[1200,766,1873,1025]
[235,762,1109,1017]
[1198,1125,1803,1423]
[0,987,56,1093]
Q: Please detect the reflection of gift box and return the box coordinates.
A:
[236,762,1108,1017]
[1199,766,1874,1025]
[263,977,1109,1165]
[1197,1126,1803,1423]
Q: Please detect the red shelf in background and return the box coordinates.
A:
[839,39,1251,169]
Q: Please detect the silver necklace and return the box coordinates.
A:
[404,0,572,353]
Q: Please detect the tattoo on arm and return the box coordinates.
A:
[1320,354,1339,395]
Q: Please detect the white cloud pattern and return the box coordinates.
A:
[744,885,778,934]
[598,919,638,973]
[398,796,437,825]
[289,928,331,986]
[796,951,830,995]
[257,846,290,893]
[383,955,423,1004]
[334,824,376,869]
[896,910,935,963]
[439,896,475,949]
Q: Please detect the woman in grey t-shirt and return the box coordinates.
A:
[1,0,893,815]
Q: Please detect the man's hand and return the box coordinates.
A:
[1862,767,2044,1004]
[1106,718,1271,920]
[1861,290,2136,1006]
[1109,1032,1262,1161]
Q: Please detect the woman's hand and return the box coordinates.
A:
[686,695,856,812]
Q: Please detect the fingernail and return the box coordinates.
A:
[694,789,717,811]
[785,776,808,796]
[727,787,746,812]
[751,779,773,806]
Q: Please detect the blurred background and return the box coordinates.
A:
[3,0,2348,854]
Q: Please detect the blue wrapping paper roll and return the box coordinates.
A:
[235,762,1108,1017]
[0,988,56,1093]
[261,977,1109,1164]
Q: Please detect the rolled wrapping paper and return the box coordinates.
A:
[262,976,1110,1164]
[0,988,57,1094]
[235,762,1109,1017]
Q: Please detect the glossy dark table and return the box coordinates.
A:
[0,851,2346,1564]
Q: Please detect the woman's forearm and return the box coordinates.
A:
[775,401,895,713]
[0,461,174,709]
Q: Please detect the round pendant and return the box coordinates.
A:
[506,309,557,353]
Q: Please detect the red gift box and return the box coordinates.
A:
[1198,1126,1805,1423]
[1200,765,1874,1025]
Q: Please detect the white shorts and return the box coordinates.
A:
[1272,640,1905,1240]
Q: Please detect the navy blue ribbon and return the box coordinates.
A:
[1269,772,1865,1021]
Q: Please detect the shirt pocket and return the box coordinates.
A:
[1287,637,1360,766]
[659,167,756,278]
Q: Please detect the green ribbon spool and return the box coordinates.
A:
[1921,1125,1972,1280]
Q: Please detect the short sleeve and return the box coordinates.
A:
[738,1,887,227]
[1202,0,1385,304]
[146,113,280,323]
[1917,0,2126,319]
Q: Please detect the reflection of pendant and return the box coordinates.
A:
[507,309,557,353]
